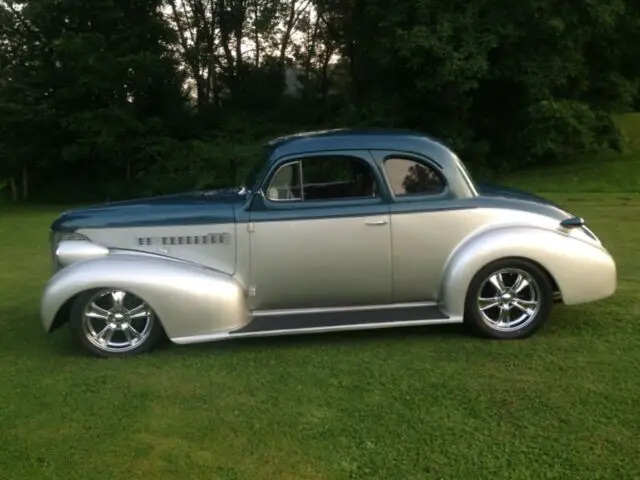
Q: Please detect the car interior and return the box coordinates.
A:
[266,156,446,202]
[267,158,378,201]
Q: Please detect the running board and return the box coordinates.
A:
[233,303,450,335]
[170,304,463,345]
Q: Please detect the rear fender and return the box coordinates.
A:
[40,254,249,341]
[439,226,616,317]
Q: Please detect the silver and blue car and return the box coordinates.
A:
[40,129,617,357]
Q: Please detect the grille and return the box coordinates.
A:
[52,231,89,245]
[135,233,231,247]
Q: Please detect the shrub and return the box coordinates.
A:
[517,100,621,166]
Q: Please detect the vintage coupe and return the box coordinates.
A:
[41,129,617,357]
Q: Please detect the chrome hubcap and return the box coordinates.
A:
[477,268,541,332]
[82,289,154,353]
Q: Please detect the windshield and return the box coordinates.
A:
[240,150,269,193]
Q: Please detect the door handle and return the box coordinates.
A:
[365,218,388,226]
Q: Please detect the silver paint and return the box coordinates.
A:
[248,214,392,310]
[41,201,616,345]
[389,206,563,303]
[41,253,248,340]
[77,222,237,275]
[56,240,109,268]
[440,224,616,318]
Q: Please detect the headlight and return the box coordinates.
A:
[50,231,90,271]
[55,240,109,268]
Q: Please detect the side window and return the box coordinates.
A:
[384,157,445,196]
[266,155,379,202]
[302,156,353,185]
[266,161,302,201]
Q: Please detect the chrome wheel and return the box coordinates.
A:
[476,268,542,332]
[81,289,155,353]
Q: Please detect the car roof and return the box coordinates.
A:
[264,128,459,168]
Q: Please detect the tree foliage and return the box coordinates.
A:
[0,0,638,202]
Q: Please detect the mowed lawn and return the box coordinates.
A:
[1,122,639,479]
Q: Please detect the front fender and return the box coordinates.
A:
[40,254,249,341]
[439,226,617,318]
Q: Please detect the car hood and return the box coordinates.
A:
[51,188,246,232]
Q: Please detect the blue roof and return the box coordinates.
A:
[264,128,457,167]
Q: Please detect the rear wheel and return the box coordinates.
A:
[69,288,163,357]
[464,258,553,339]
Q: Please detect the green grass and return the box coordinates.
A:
[1,119,639,480]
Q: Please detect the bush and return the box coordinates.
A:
[135,136,266,198]
[517,100,621,166]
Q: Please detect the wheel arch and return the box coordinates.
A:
[47,287,170,335]
[40,254,250,341]
[460,255,560,308]
[48,295,75,332]
[439,225,613,317]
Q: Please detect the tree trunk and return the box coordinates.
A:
[279,0,297,66]
[253,0,260,67]
[21,166,28,201]
[234,22,243,78]
[217,0,237,84]
[320,46,332,103]
[208,58,218,106]
[304,12,320,82]
[10,176,18,202]
[196,77,206,110]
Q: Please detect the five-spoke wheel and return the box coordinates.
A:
[465,258,553,338]
[69,288,163,357]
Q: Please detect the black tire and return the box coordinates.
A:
[69,288,164,358]
[464,258,554,339]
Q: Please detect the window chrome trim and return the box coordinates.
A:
[455,161,479,197]
[265,160,303,202]
[298,159,305,201]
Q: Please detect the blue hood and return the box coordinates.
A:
[51,189,247,232]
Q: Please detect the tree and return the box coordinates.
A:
[1,0,638,203]
[315,0,638,168]
[0,0,188,201]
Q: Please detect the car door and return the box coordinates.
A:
[373,150,468,303]
[247,151,392,311]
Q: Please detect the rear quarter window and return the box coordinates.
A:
[383,158,446,196]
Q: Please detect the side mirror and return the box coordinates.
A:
[248,188,271,209]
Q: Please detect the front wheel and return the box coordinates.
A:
[69,288,163,357]
[464,259,554,339]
